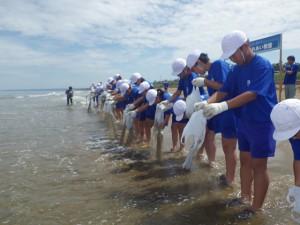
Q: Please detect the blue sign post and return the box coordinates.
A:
[250,34,282,53]
[250,33,283,101]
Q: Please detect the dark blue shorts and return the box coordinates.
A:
[207,110,237,139]
[116,101,126,110]
[237,120,276,158]
[136,111,146,121]
[171,114,189,124]
[289,138,300,160]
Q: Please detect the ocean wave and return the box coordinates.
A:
[27,92,63,98]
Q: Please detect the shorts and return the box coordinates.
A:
[237,120,276,158]
[136,111,146,121]
[171,114,189,124]
[116,100,126,110]
[207,110,237,139]
[289,138,300,160]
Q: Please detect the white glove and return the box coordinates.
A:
[128,104,135,110]
[160,100,169,106]
[203,102,228,119]
[192,77,205,87]
[158,102,173,112]
[194,101,207,111]
[129,110,137,118]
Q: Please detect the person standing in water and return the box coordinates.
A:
[65,86,73,105]
[194,30,277,219]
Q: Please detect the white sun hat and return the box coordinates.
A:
[116,79,129,91]
[146,89,157,106]
[173,100,187,121]
[107,77,114,84]
[172,58,186,76]
[113,74,122,80]
[221,30,248,59]
[130,72,142,84]
[119,83,130,96]
[271,98,300,141]
[138,81,150,94]
[187,49,201,69]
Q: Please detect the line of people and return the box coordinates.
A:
[92,30,300,220]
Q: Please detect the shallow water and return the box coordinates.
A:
[0,90,297,225]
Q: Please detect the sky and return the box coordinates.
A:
[0,0,300,90]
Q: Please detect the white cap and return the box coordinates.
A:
[107,77,114,84]
[221,30,248,59]
[271,99,300,141]
[113,74,122,80]
[187,49,201,69]
[119,83,130,96]
[146,89,157,106]
[173,100,186,121]
[130,72,142,84]
[138,81,150,94]
[116,79,128,90]
[172,58,186,76]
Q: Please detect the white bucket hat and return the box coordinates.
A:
[271,99,300,141]
[173,100,187,121]
[138,81,150,94]
[172,58,186,76]
[130,72,142,84]
[119,83,130,96]
[187,49,201,69]
[221,30,248,59]
[107,77,114,84]
[113,74,122,80]
[146,89,157,106]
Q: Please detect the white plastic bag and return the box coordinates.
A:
[181,110,207,170]
[154,104,165,126]
[287,186,300,223]
[185,87,202,118]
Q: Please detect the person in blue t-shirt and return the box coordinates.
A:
[284,55,298,99]
[162,58,206,107]
[271,99,300,194]
[194,31,277,218]
[189,51,237,186]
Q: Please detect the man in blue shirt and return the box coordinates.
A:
[195,30,277,219]
[284,55,298,99]
[190,51,237,186]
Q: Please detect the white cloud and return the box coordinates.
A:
[0,0,300,88]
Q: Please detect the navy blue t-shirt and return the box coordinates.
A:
[284,64,298,85]
[207,60,230,96]
[124,86,139,104]
[220,55,277,123]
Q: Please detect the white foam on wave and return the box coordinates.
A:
[16,96,24,99]
[28,92,63,98]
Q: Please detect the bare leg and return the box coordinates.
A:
[240,151,253,202]
[171,123,178,151]
[204,128,216,165]
[177,123,186,151]
[251,157,269,210]
[294,160,300,186]
[145,119,154,144]
[222,137,237,184]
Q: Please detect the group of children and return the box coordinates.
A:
[92,30,300,220]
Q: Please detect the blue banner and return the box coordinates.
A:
[250,34,282,53]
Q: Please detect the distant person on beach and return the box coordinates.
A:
[194,30,277,219]
[284,55,298,99]
[65,86,73,105]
